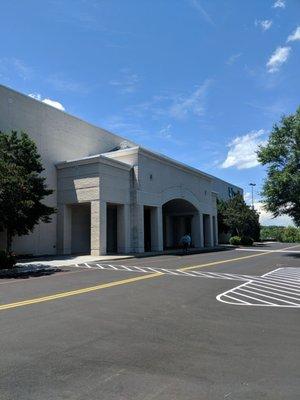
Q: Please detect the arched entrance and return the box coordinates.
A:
[162,199,200,249]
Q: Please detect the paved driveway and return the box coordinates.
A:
[0,242,299,399]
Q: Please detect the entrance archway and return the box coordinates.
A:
[162,199,199,249]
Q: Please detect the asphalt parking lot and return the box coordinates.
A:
[0,242,299,400]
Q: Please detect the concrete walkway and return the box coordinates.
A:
[17,254,134,268]
[16,246,225,268]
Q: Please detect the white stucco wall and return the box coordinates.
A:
[211,177,243,200]
[56,156,131,255]
[0,84,135,255]
[105,147,217,214]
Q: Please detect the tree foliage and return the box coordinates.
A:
[0,131,55,252]
[217,194,260,241]
[260,225,300,243]
[257,108,300,227]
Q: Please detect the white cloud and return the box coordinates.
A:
[244,192,252,203]
[244,195,294,227]
[125,80,212,121]
[226,53,242,65]
[0,58,33,81]
[102,115,147,139]
[287,26,300,42]
[255,19,273,31]
[188,0,215,26]
[254,202,294,227]
[221,129,266,170]
[28,93,42,101]
[47,75,89,94]
[169,79,212,119]
[42,98,65,111]
[273,0,285,8]
[158,124,172,139]
[266,46,291,73]
[109,69,140,94]
[28,93,65,111]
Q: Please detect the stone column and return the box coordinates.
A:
[208,214,214,247]
[199,213,204,247]
[91,200,107,256]
[151,206,163,251]
[131,204,144,253]
[117,204,131,253]
[213,215,218,246]
[191,211,202,248]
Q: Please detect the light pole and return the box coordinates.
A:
[249,183,256,209]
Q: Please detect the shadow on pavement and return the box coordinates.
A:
[0,265,63,280]
[282,253,300,259]
[134,245,234,258]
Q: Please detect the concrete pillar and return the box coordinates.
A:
[213,215,218,246]
[208,214,214,247]
[191,211,202,248]
[199,213,204,247]
[91,200,107,256]
[131,204,144,253]
[117,204,131,253]
[151,206,163,251]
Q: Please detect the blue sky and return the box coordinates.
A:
[0,0,299,225]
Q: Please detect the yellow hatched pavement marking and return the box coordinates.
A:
[0,244,299,311]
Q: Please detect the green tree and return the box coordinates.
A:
[216,199,229,235]
[260,225,285,241]
[218,194,260,241]
[281,226,300,243]
[257,107,300,226]
[0,131,55,252]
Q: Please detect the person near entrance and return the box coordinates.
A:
[180,233,191,254]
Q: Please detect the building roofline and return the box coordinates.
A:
[0,83,137,148]
[1,84,242,191]
[56,154,132,171]
[102,146,213,182]
[209,174,243,191]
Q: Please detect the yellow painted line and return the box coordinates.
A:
[179,244,300,271]
[0,244,299,312]
[0,272,162,311]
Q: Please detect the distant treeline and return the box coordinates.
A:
[260,226,300,243]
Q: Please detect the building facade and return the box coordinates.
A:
[0,85,242,256]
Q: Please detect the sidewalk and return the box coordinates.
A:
[17,254,134,268]
[16,246,227,268]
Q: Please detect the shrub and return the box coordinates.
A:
[240,236,254,246]
[280,226,300,243]
[0,251,16,270]
[229,236,241,245]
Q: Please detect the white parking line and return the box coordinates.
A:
[74,263,256,281]
[216,268,300,308]
[74,262,300,308]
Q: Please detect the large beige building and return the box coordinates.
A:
[0,85,242,256]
